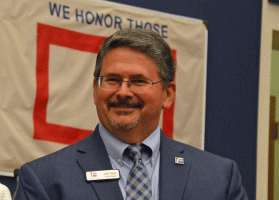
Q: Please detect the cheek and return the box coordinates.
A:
[142,92,164,109]
[95,89,114,102]
[148,90,165,102]
[94,93,110,110]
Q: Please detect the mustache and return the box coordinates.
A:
[107,99,144,109]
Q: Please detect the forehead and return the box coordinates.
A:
[100,47,160,78]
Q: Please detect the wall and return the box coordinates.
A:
[270,49,279,199]
[258,0,279,199]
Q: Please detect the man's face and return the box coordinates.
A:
[93,47,175,143]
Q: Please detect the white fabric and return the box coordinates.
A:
[0,0,207,176]
[0,183,12,200]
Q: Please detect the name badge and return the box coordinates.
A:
[86,170,120,181]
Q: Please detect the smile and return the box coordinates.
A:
[109,106,140,115]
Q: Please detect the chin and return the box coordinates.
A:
[110,122,137,131]
[108,116,140,132]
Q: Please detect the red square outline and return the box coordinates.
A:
[33,23,175,145]
[33,23,105,144]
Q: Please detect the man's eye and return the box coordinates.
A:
[106,77,121,83]
[130,79,148,85]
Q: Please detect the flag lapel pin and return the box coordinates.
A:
[175,157,184,165]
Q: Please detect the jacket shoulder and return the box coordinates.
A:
[163,134,233,166]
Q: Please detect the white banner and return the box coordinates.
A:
[0,0,207,176]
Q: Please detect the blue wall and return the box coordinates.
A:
[1,0,261,199]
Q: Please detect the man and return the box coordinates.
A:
[15,29,248,200]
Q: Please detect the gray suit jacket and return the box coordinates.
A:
[15,125,248,199]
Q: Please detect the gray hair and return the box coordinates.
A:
[94,29,175,89]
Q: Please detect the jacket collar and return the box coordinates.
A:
[159,131,191,200]
[76,125,123,200]
[76,126,190,200]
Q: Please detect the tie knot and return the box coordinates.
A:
[126,144,142,162]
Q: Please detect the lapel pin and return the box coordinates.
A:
[175,157,184,165]
[86,169,120,181]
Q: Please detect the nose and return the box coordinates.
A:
[115,80,133,98]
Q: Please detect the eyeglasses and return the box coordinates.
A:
[98,76,163,93]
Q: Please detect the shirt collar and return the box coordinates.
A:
[99,123,160,164]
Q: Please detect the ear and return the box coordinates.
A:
[162,82,176,109]
[93,79,97,105]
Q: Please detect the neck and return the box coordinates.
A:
[108,125,158,144]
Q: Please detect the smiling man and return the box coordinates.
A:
[94,46,175,144]
[15,29,248,200]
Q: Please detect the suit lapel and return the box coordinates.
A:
[76,125,123,200]
[76,127,190,200]
[159,132,191,200]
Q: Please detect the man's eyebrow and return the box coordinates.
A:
[102,73,148,79]
[102,73,120,77]
[130,74,147,79]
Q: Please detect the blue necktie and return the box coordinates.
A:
[126,144,152,200]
